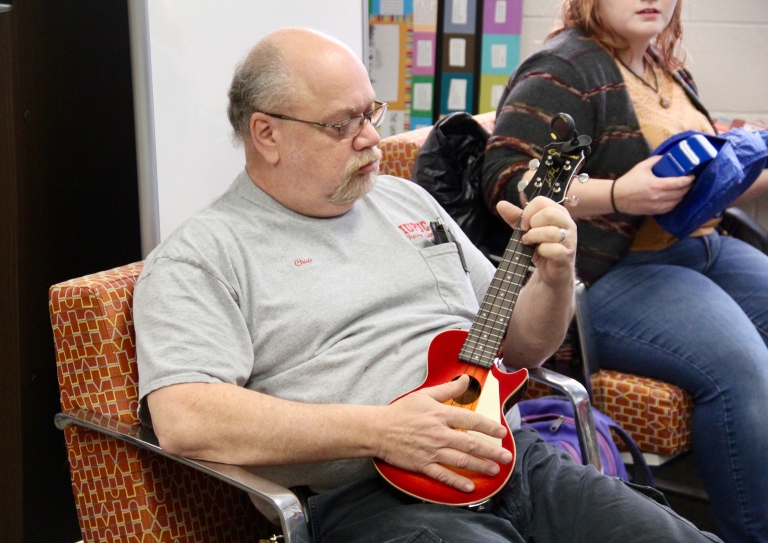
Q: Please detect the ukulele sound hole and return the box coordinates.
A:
[451,375,482,405]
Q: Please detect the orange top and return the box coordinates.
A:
[616,60,717,252]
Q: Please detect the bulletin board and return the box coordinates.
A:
[369,0,523,135]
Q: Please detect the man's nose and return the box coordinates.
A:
[353,116,381,151]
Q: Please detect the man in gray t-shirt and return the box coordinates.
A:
[135,28,722,543]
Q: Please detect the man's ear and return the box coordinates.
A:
[249,112,280,165]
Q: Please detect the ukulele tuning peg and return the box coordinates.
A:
[577,173,589,184]
[566,195,579,207]
[517,179,529,192]
[528,158,540,171]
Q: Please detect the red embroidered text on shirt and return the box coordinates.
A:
[397,221,434,240]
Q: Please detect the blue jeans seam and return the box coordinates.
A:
[753,321,768,343]
[598,328,752,529]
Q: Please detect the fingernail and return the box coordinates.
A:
[488,464,500,475]
[464,482,475,492]
[501,451,512,463]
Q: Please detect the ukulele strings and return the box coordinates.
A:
[448,173,545,410]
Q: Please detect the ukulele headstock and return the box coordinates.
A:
[519,113,592,206]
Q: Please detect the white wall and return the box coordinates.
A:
[520,0,768,121]
[129,0,367,255]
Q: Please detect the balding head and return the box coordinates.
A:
[227,28,361,144]
[230,28,380,218]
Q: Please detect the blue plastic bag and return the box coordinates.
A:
[652,128,768,239]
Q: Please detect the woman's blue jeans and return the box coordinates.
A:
[587,231,768,543]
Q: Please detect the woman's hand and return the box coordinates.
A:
[612,155,694,215]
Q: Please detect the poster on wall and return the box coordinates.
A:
[369,4,414,136]
[368,0,522,135]
[438,0,478,116]
[411,0,439,129]
[478,0,522,113]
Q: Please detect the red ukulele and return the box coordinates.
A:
[374,113,591,506]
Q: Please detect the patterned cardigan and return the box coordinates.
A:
[481,27,712,285]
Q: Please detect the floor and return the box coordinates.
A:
[653,453,721,537]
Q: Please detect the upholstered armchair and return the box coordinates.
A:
[50,263,308,543]
[50,262,599,543]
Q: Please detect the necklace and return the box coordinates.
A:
[618,57,670,109]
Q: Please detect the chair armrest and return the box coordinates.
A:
[527,366,603,472]
[55,408,311,543]
[574,280,598,387]
[722,206,768,255]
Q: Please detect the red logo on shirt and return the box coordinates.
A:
[397,221,433,241]
[294,258,313,266]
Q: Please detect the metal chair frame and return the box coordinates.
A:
[55,366,600,543]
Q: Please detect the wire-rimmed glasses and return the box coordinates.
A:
[258,101,388,139]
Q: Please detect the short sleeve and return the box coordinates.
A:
[134,256,255,406]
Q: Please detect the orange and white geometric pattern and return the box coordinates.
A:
[50,263,275,542]
[50,262,144,424]
[591,370,693,456]
[65,426,268,543]
[522,368,693,456]
[379,124,433,181]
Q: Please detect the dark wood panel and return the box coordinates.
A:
[1,1,142,541]
[0,6,23,543]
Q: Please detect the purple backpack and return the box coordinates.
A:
[518,397,654,486]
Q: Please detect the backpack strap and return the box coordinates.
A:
[606,421,655,488]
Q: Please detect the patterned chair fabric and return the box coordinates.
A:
[379,112,694,457]
[591,370,694,455]
[50,263,273,543]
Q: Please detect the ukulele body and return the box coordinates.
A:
[373,329,528,506]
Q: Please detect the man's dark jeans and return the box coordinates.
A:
[308,428,722,543]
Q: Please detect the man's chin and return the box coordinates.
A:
[329,172,377,205]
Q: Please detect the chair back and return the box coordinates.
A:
[49,262,272,542]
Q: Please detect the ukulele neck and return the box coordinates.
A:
[459,225,533,369]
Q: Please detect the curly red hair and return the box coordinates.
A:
[549,0,685,72]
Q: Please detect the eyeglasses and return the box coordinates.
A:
[259,101,388,139]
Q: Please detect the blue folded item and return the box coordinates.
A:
[651,134,718,178]
[651,129,768,239]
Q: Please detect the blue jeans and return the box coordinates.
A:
[308,429,721,543]
[587,231,768,543]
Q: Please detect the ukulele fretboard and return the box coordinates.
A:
[459,227,534,369]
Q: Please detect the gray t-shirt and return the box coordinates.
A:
[134,170,501,491]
